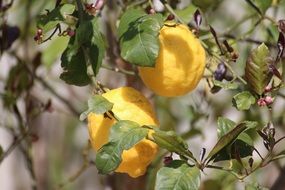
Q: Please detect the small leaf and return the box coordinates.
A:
[217,117,236,138]
[275,32,285,63]
[95,120,148,174]
[194,9,202,28]
[245,183,269,190]
[152,129,194,160]
[205,123,248,162]
[272,150,285,161]
[118,9,164,67]
[245,43,272,95]
[79,95,114,121]
[155,161,200,190]
[213,80,238,90]
[175,5,196,23]
[233,91,256,111]
[37,4,75,33]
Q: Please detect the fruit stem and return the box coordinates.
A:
[160,0,186,25]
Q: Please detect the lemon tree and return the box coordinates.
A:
[4,0,284,190]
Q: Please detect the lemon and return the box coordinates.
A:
[88,87,159,178]
[138,23,206,97]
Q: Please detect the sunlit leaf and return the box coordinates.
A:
[233,91,256,110]
[213,80,238,90]
[95,120,148,174]
[79,95,114,121]
[155,161,200,190]
[118,9,163,67]
[37,4,75,32]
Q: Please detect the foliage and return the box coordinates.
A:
[0,0,285,189]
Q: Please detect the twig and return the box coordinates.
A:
[159,0,186,25]
[101,64,136,76]
[55,142,91,190]
[34,75,80,117]
[0,128,31,163]
[275,136,285,145]
[244,0,262,16]
[41,24,61,43]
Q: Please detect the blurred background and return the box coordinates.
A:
[0,0,285,189]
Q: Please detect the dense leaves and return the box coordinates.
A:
[155,160,200,190]
[212,118,255,162]
[60,17,105,86]
[205,120,257,163]
[118,9,163,67]
[37,4,76,32]
[95,120,148,174]
[245,43,272,95]
[79,95,113,121]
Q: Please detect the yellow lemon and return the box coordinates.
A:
[138,23,206,97]
[88,87,159,178]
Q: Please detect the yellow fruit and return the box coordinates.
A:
[138,23,206,97]
[88,87,159,178]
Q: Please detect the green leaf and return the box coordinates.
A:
[232,91,256,110]
[175,5,196,23]
[205,123,249,162]
[217,117,236,138]
[79,95,114,121]
[37,4,75,32]
[272,150,285,161]
[95,120,148,174]
[76,17,106,76]
[245,183,269,190]
[245,43,272,95]
[118,9,163,67]
[42,36,69,67]
[253,0,272,13]
[60,36,90,86]
[152,129,195,160]
[60,17,106,86]
[155,161,200,190]
[213,118,255,162]
[213,80,239,90]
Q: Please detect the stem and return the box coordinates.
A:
[160,0,186,25]
[275,136,285,145]
[101,64,136,76]
[209,51,247,85]
[56,142,91,190]
[0,128,31,163]
[205,165,241,179]
[75,0,84,22]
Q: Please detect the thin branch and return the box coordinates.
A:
[34,75,80,117]
[101,64,136,76]
[275,136,285,145]
[0,128,31,163]
[159,0,186,25]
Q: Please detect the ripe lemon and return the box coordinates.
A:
[88,87,159,178]
[138,23,206,97]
